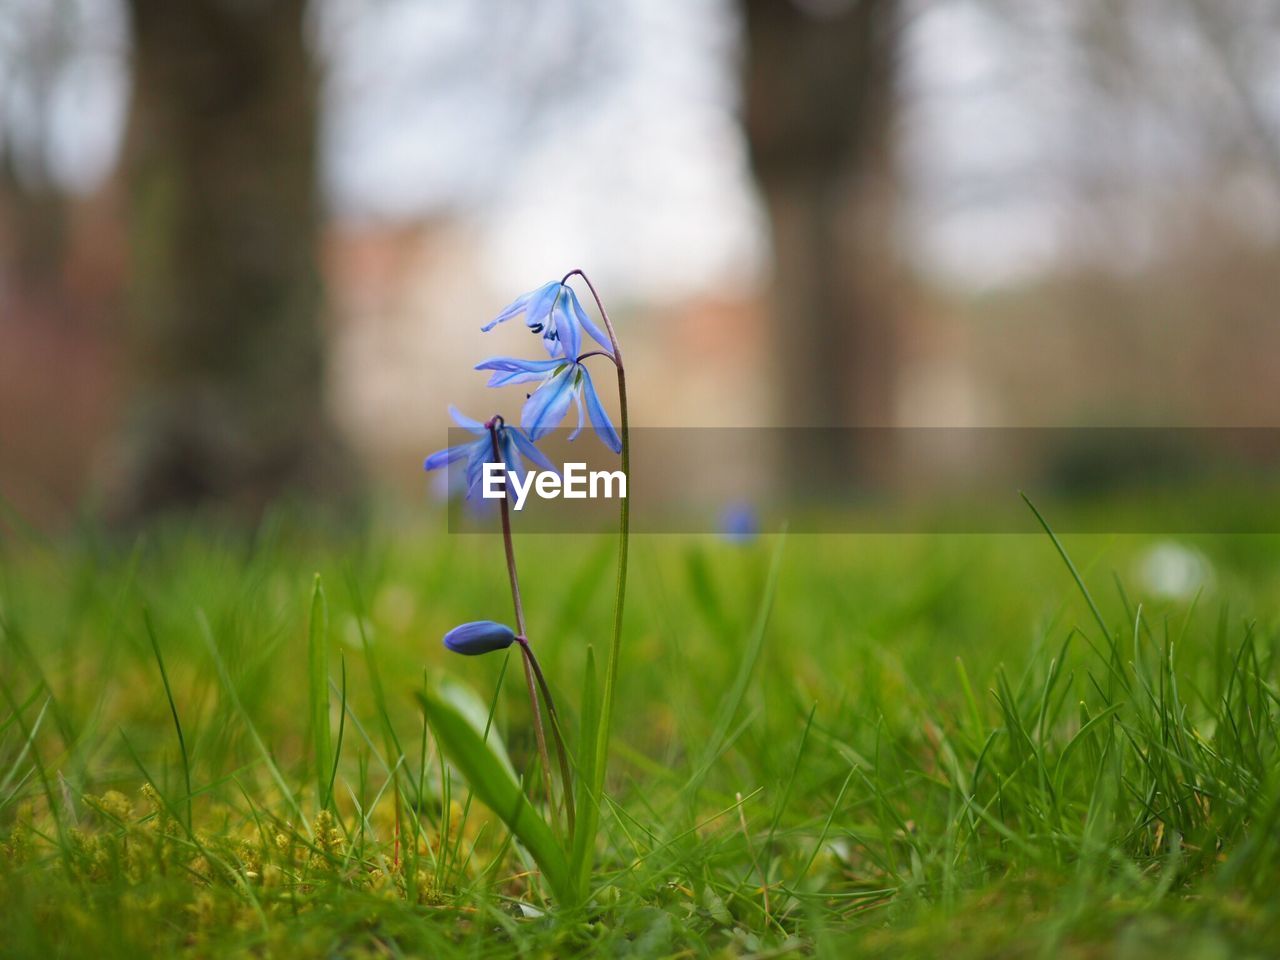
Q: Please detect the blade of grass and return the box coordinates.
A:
[326,653,346,811]
[308,574,333,810]
[570,645,600,898]
[418,677,570,902]
[689,531,786,794]
[196,609,309,837]
[1021,492,1111,642]
[144,608,192,831]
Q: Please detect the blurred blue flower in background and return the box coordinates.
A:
[720,502,759,543]
[443,620,516,655]
[423,405,555,497]
[481,281,612,361]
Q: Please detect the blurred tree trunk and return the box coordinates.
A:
[114,0,344,518]
[741,0,901,497]
[0,164,67,301]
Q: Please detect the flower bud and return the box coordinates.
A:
[442,620,516,656]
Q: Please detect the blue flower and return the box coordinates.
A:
[443,620,516,656]
[720,502,759,543]
[481,281,612,362]
[475,357,621,453]
[423,405,556,498]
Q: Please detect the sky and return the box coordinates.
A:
[3,0,1277,298]
[319,0,1078,293]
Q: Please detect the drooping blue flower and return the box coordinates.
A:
[481,281,612,362]
[423,405,556,498]
[475,357,621,453]
[443,620,516,656]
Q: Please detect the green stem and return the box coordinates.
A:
[601,371,629,771]
[563,269,629,850]
[488,419,557,828]
[519,637,575,834]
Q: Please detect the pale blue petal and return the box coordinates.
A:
[500,429,525,485]
[523,282,561,333]
[509,427,558,474]
[521,366,575,439]
[448,404,487,435]
[580,366,622,453]
[551,288,581,360]
[423,443,470,472]
[481,291,532,332]
[476,357,563,387]
[568,288,613,355]
[476,357,564,373]
[486,368,553,388]
[568,384,585,442]
[464,440,495,497]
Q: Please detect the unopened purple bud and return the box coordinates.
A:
[442,620,517,656]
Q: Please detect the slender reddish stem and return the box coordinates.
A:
[487,419,556,825]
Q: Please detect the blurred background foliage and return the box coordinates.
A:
[1,0,1279,522]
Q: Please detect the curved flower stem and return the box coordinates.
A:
[562,269,629,818]
[517,637,575,834]
[487,419,557,828]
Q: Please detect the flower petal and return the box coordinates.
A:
[521,365,576,440]
[484,369,541,388]
[523,282,561,334]
[550,287,581,361]
[443,620,516,655]
[448,404,487,434]
[475,356,564,388]
[464,438,495,497]
[568,287,613,355]
[580,365,622,453]
[500,428,525,485]
[509,426,558,474]
[476,357,564,373]
[423,443,470,472]
[480,291,532,332]
[568,382,585,442]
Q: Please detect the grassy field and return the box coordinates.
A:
[2,505,1279,957]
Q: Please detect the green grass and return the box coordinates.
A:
[2,505,1280,957]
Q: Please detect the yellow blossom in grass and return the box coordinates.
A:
[93,790,134,822]
[309,809,345,870]
[2,807,33,865]
[140,782,163,816]
[414,870,444,906]
[238,839,263,883]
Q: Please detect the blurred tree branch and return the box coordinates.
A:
[1182,0,1280,191]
